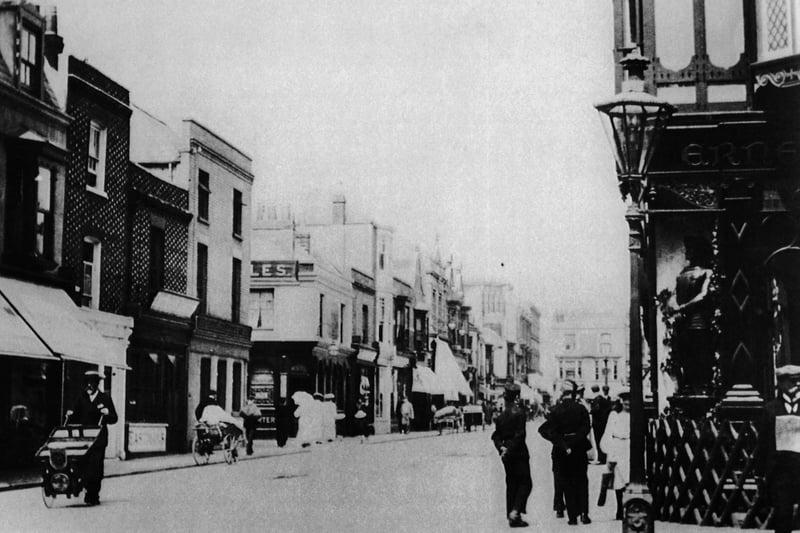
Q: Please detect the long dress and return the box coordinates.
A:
[600,410,630,490]
[295,402,315,445]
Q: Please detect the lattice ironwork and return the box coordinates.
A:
[648,414,773,527]
[766,0,790,52]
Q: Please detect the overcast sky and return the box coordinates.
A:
[56,0,628,316]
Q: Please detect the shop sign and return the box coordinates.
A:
[680,140,798,170]
[251,261,297,279]
[127,423,167,453]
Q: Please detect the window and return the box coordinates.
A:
[81,237,101,308]
[577,360,583,378]
[564,334,576,351]
[197,243,208,314]
[379,297,385,342]
[20,25,40,94]
[249,289,274,329]
[198,170,210,223]
[232,189,243,238]
[379,240,386,270]
[361,304,369,344]
[318,294,324,337]
[148,225,165,300]
[613,361,619,380]
[87,122,107,191]
[231,258,242,323]
[595,360,600,380]
[200,358,211,405]
[35,167,53,258]
[339,303,345,342]
[600,333,612,355]
[559,361,564,379]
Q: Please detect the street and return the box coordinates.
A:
[0,423,734,533]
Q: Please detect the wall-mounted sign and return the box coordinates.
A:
[251,261,297,279]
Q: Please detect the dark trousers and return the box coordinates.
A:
[81,447,105,502]
[243,419,258,454]
[553,468,565,512]
[503,456,532,516]
[561,460,589,521]
[592,424,607,463]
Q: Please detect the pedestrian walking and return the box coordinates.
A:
[590,385,612,464]
[400,396,414,434]
[599,389,630,520]
[491,383,532,528]
[64,370,117,506]
[756,364,800,533]
[292,391,315,448]
[275,398,293,448]
[312,392,325,444]
[355,400,369,443]
[538,380,592,525]
[239,395,261,455]
[323,393,337,442]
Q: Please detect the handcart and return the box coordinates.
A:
[462,405,484,431]
[36,420,102,508]
[192,422,243,465]
[433,406,461,434]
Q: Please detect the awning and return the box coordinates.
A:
[150,290,199,318]
[0,292,57,360]
[311,344,349,367]
[0,277,123,368]
[481,327,504,347]
[434,341,474,400]
[412,365,446,395]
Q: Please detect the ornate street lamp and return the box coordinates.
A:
[594,49,675,533]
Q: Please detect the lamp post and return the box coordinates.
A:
[594,49,675,533]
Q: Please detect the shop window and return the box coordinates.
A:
[217,360,227,409]
[81,237,101,309]
[200,357,211,403]
[361,304,369,344]
[232,362,242,412]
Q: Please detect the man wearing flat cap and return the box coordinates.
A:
[65,370,117,506]
[491,382,532,528]
[756,365,800,533]
[539,380,592,525]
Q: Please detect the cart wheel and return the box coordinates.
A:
[41,485,55,508]
[192,435,209,465]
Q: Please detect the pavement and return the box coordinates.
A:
[0,429,442,492]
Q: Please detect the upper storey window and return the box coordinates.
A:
[650,0,750,109]
[20,25,41,95]
[757,0,799,61]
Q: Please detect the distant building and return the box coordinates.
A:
[550,310,628,394]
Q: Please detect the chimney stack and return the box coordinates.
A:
[44,6,64,70]
[332,194,346,225]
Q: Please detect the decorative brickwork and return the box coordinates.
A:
[62,60,131,313]
[127,163,190,307]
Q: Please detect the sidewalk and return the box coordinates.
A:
[0,429,441,492]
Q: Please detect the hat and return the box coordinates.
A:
[591,385,600,393]
[616,387,631,400]
[776,365,800,380]
[559,380,578,395]
[323,393,335,400]
[84,370,103,380]
[503,382,521,398]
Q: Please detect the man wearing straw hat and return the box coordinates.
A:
[65,370,117,506]
[756,364,800,533]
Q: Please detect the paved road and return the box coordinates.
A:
[0,423,735,533]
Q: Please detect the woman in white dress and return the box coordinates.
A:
[600,389,630,520]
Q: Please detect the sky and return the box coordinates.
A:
[55,0,629,317]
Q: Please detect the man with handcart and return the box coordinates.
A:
[64,370,117,506]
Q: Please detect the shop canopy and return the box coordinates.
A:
[0,277,124,368]
[412,365,446,395]
[0,291,56,361]
[434,340,474,401]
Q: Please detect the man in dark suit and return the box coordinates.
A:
[65,370,117,506]
[491,383,532,528]
[590,385,612,464]
[539,380,592,525]
[756,364,800,533]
